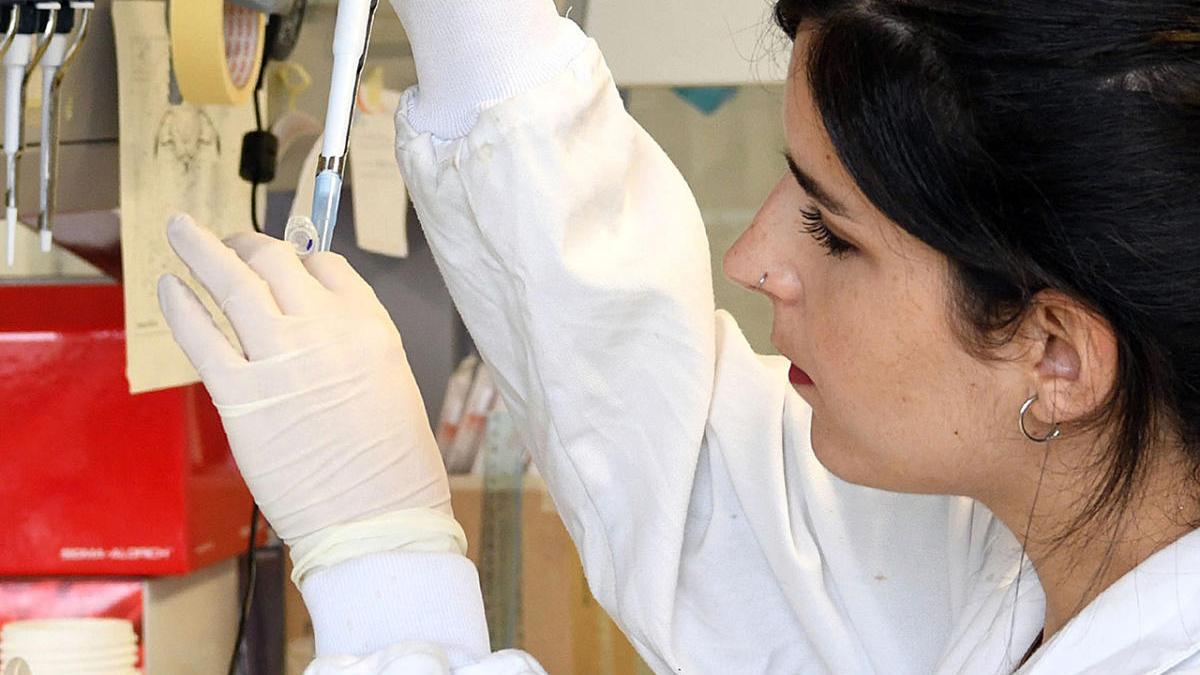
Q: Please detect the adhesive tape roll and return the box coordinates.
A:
[169,1,266,105]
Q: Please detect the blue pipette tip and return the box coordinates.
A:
[311,170,343,252]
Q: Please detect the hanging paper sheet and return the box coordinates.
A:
[113,1,255,393]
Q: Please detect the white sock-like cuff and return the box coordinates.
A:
[301,551,491,665]
[390,0,589,138]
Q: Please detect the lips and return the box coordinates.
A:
[789,364,814,387]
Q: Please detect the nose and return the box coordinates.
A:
[723,236,765,292]
[724,176,792,297]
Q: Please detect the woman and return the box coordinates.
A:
[157,0,1200,672]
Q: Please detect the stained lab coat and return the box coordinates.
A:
[300,28,1200,675]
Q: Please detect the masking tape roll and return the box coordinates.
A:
[169,1,265,106]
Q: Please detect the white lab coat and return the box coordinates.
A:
[302,33,1200,675]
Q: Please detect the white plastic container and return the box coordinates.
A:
[0,618,139,675]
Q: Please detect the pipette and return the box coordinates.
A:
[284,0,378,256]
[3,1,56,267]
[0,6,21,88]
[0,2,19,265]
[36,0,91,253]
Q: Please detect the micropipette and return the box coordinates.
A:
[4,1,56,267]
[284,0,379,256]
[0,6,21,86]
[36,0,91,253]
[0,2,19,267]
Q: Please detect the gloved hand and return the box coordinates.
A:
[156,214,456,571]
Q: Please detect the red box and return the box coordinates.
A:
[0,282,256,576]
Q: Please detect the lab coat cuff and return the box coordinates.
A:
[390,0,589,138]
[300,551,491,665]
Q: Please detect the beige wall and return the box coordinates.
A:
[0,220,102,280]
[628,85,786,355]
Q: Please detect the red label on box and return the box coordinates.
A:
[0,579,145,667]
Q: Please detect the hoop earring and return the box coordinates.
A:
[756,272,768,290]
[1019,394,1061,443]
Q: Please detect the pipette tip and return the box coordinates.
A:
[311,170,343,253]
[4,211,13,267]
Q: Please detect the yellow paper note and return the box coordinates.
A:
[349,90,407,258]
[113,1,255,393]
[289,133,322,223]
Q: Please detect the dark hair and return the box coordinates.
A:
[773,0,1200,534]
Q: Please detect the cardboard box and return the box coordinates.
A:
[451,475,644,674]
[0,283,257,576]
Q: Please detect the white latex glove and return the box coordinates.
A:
[156,214,453,554]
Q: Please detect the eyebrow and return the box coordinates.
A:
[784,152,851,218]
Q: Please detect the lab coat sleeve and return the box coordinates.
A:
[300,552,549,675]
[394,36,720,670]
[305,648,545,675]
[393,31,987,675]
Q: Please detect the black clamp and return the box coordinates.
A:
[239,0,308,188]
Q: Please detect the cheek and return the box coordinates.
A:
[802,266,994,493]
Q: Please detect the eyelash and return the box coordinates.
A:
[799,206,855,258]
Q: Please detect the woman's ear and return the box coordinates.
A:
[1021,290,1119,431]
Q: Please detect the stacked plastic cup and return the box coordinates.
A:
[0,618,139,674]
